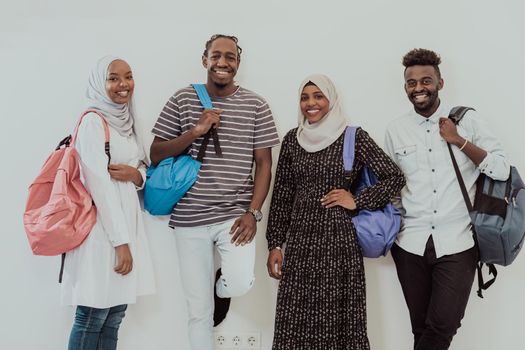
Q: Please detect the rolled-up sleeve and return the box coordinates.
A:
[467,111,510,181]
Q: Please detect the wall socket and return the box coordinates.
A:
[214,331,261,349]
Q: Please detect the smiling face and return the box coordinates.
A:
[105,59,134,104]
[300,83,330,124]
[404,65,443,117]
[202,37,239,92]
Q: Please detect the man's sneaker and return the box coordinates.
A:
[213,268,231,327]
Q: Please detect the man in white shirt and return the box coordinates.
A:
[385,48,509,350]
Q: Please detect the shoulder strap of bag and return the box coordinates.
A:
[343,126,359,171]
[192,83,213,109]
[191,84,223,160]
[447,106,497,298]
[446,106,475,211]
[70,109,112,166]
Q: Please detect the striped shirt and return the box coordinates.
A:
[152,85,280,227]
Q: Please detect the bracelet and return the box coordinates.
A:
[273,247,282,251]
[459,139,468,151]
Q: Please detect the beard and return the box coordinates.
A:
[410,89,440,115]
[211,79,229,88]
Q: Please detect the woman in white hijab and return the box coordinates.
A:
[266,74,405,349]
[61,56,155,350]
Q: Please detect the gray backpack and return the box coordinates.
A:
[448,106,525,297]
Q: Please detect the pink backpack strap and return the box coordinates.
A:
[70,109,111,165]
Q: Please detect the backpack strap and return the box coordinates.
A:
[476,262,498,298]
[70,109,112,166]
[446,106,497,298]
[191,84,223,159]
[343,126,359,171]
[59,253,66,283]
[192,83,213,109]
[446,106,475,212]
[448,106,474,125]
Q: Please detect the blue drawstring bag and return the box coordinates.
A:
[144,155,201,215]
[343,126,401,258]
[144,84,222,215]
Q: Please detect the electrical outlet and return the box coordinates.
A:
[215,334,226,347]
[245,333,260,348]
[214,331,261,349]
[232,335,242,347]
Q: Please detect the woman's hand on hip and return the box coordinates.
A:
[108,164,143,187]
[114,244,133,275]
[267,248,283,280]
[321,188,357,210]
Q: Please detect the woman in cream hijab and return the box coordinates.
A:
[62,56,155,350]
[266,74,405,349]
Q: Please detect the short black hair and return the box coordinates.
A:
[202,34,242,61]
[402,48,441,78]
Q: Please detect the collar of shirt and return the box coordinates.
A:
[410,102,450,126]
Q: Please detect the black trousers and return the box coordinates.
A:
[391,236,478,350]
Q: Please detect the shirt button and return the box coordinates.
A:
[434,210,437,213]
[429,149,432,152]
[427,130,430,133]
[432,226,435,229]
[433,190,437,193]
[432,169,435,172]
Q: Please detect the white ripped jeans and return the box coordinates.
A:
[174,218,256,350]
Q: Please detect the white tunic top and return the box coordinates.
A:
[61,113,155,308]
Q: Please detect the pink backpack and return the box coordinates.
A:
[23,110,110,257]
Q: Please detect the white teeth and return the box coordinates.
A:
[307,109,320,114]
[117,91,128,97]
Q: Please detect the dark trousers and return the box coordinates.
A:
[391,237,478,350]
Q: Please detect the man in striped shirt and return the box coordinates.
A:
[150,34,279,350]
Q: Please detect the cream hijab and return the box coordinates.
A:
[85,55,135,137]
[296,74,349,152]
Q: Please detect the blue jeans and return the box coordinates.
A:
[68,304,127,350]
[174,219,256,350]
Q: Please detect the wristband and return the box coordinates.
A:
[459,139,468,151]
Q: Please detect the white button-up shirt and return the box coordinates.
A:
[384,103,509,258]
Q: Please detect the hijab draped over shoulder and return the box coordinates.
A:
[85,55,135,137]
[296,74,349,152]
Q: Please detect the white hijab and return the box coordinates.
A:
[86,55,135,137]
[296,74,349,152]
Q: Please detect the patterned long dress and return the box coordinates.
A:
[266,128,405,350]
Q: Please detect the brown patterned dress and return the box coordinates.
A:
[266,128,405,350]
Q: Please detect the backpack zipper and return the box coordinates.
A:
[511,187,525,206]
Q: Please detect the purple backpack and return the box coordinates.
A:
[343,127,401,258]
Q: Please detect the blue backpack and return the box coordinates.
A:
[144,84,222,215]
[343,126,401,258]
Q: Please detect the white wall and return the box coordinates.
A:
[2,1,524,349]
